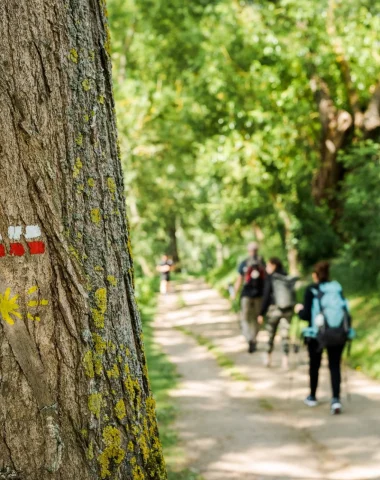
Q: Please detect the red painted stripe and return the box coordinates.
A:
[28,241,46,255]
[0,245,5,257]
[10,243,25,256]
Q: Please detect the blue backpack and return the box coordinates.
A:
[303,281,354,348]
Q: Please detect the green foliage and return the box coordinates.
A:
[339,141,380,279]
[348,294,380,380]
[108,0,380,277]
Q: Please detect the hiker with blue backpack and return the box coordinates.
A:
[295,261,354,415]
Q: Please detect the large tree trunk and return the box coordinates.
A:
[0,2,166,480]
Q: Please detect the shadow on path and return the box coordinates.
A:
[155,280,380,480]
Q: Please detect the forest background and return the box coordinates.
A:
[107,0,380,378]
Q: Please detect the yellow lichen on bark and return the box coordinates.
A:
[92,288,107,328]
[98,426,125,479]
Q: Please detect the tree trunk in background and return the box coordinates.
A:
[167,221,180,265]
[310,76,352,207]
[252,223,265,244]
[311,74,380,213]
[216,242,224,268]
[311,0,380,209]
[278,210,300,276]
[0,2,166,480]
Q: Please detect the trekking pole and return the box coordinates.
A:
[287,313,298,401]
[292,314,302,366]
[287,366,294,401]
[343,341,352,403]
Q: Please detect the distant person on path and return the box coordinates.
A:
[157,254,174,295]
[258,258,296,369]
[233,242,265,353]
[295,261,351,415]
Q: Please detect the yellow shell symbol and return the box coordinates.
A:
[0,288,22,325]
[0,286,49,325]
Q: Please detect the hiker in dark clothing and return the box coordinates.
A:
[157,254,174,294]
[295,261,349,415]
[258,257,293,369]
[233,242,265,353]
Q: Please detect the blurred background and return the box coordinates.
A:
[108,0,380,280]
[106,1,380,477]
[107,0,380,363]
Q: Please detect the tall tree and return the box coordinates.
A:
[0,1,166,479]
[311,0,380,207]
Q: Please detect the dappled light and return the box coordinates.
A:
[152,282,380,479]
[107,0,380,478]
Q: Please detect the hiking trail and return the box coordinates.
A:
[155,279,380,480]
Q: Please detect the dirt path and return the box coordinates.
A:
[154,280,380,480]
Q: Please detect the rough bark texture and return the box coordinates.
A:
[0,1,166,479]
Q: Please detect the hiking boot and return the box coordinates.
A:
[331,398,342,415]
[248,341,257,354]
[304,395,318,407]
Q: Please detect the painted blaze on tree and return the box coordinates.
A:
[0,1,166,479]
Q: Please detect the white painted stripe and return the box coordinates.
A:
[25,225,42,240]
[8,226,22,240]
[0,234,2,241]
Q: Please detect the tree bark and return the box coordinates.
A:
[0,1,166,479]
[277,210,300,276]
[310,76,352,205]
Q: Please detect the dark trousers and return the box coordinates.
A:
[308,340,345,399]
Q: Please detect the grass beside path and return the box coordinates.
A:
[137,278,203,480]
[348,295,380,379]
[332,262,380,379]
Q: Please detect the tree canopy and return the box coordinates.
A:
[108,0,380,277]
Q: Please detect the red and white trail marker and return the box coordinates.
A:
[25,225,45,255]
[0,225,46,258]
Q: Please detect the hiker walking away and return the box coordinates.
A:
[157,254,174,295]
[258,258,297,369]
[295,261,353,415]
[232,242,265,353]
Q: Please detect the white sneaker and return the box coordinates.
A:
[304,395,318,407]
[331,398,342,415]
